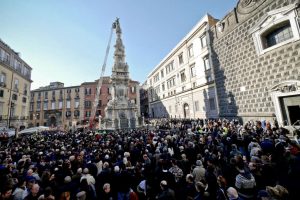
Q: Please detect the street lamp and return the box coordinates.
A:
[7,102,15,128]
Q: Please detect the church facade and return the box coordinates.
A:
[209,0,300,125]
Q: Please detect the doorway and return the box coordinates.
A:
[183,103,190,119]
[50,116,56,127]
[288,106,300,125]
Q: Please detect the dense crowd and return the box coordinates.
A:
[0,118,300,200]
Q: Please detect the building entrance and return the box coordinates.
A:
[271,80,300,126]
[50,116,56,127]
[183,103,190,119]
[288,105,300,125]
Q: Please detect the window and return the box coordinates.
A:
[165,61,174,74]
[162,83,165,91]
[30,103,34,111]
[66,111,71,117]
[131,86,136,93]
[0,73,6,85]
[262,21,293,48]
[85,88,92,95]
[74,110,80,117]
[190,64,196,77]
[249,4,300,55]
[67,89,72,93]
[51,102,55,110]
[15,60,21,71]
[203,56,210,70]
[195,101,199,111]
[0,49,9,62]
[12,93,18,100]
[14,79,19,90]
[154,73,160,83]
[75,88,80,93]
[182,86,185,91]
[200,34,207,48]
[22,97,27,103]
[209,98,216,110]
[85,111,91,117]
[154,86,160,100]
[161,70,164,78]
[98,100,102,107]
[23,84,28,95]
[107,88,110,94]
[44,91,48,100]
[59,101,63,109]
[66,100,71,109]
[36,102,41,111]
[85,101,91,108]
[178,53,183,65]
[180,70,186,83]
[188,44,194,57]
[75,99,79,108]
[43,102,48,110]
[167,76,176,89]
[0,90,3,97]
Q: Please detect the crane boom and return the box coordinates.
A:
[89,23,115,129]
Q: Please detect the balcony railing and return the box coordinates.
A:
[0,115,8,120]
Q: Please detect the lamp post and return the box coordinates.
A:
[7,102,15,128]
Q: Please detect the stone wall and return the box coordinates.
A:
[210,0,300,122]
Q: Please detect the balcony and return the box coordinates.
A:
[0,115,8,120]
[0,82,6,88]
[0,58,10,65]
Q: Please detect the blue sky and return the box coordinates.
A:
[0,0,237,89]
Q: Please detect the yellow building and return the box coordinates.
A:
[29,82,81,130]
[0,39,32,129]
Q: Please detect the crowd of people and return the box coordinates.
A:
[0,118,300,200]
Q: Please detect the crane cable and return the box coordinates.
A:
[89,23,115,129]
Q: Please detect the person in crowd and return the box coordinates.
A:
[155,180,175,200]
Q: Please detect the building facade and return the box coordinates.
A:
[0,39,32,129]
[140,81,149,118]
[81,77,111,125]
[147,14,219,119]
[29,82,81,129]
[209,0,300,125]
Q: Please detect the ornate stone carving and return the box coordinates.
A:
[237,0,267,14]
[271,81,300,93]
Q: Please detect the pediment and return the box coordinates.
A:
[249,3,299,34]
[271,80,300,93]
